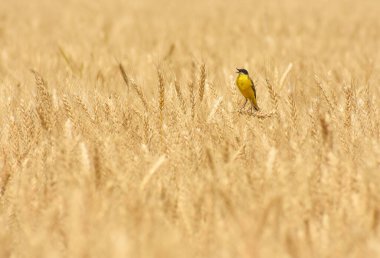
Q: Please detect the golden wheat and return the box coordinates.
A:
[0,0,380,258]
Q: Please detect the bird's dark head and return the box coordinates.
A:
[236,68,249,75]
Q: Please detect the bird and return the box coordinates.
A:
[235,68,260,113]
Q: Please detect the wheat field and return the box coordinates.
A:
[1,0,380,257]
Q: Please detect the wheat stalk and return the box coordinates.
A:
[140,156,166,190]
[188,81,195,120]
[63,94,73,121]
[31,70,53,131]
[266,78,279,114]
[198,64,206,103]
[158,69,165,121]
[119,63,149,111]
[174,79,186,113]
[287,93,298,129]
[314,74,334,111]
[344,84,353,129]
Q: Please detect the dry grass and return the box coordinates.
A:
[1,0,380,257]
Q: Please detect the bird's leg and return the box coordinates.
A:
[240,98,248,112]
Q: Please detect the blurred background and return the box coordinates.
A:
[1,0,379,92]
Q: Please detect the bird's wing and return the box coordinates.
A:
[250,78,257,99]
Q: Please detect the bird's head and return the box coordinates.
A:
[236,68,249,75]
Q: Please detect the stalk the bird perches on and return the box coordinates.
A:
[235,68,260,113]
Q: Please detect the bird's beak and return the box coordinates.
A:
[236,68,240,73]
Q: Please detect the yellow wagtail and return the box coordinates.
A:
[235,68,260,112]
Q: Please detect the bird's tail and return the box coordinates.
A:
[250,98,260,111]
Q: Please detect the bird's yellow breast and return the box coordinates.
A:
[236,74,255,99]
